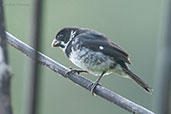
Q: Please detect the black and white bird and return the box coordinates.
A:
[51,27,151,94]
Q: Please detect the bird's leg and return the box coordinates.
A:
[65,68,88,77]
[88,71,106,95]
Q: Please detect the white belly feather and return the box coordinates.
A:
[69,47,115,76]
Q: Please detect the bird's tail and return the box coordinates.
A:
[123,68,152,93]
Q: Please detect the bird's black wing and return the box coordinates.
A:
[76,32,131,64]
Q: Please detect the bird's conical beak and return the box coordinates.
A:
[51,39,60,47]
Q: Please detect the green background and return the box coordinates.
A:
[4,0,161,114]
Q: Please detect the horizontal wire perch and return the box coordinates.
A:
[6,32,155,114]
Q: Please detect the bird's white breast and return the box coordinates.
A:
[69,47,115,76]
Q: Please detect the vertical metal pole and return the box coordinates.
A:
[27,0,43,114]
[154,0,171,114]
[0,0,13,114]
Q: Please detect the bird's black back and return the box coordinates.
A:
[74,30,131,64]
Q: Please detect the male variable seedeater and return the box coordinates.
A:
[51,27,151,94]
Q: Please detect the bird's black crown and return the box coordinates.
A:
[55,27,79,43]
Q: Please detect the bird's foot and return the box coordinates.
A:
[65,68,88,77]
[87,82,101,96]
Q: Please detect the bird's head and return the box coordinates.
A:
[51,27,79,49]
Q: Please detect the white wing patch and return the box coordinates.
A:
[99,46,104,50]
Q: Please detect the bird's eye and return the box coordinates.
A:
[57,34,64,40]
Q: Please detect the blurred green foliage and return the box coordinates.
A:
[4,0,161,114]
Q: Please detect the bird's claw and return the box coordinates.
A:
[65,68,88,77]
[88,82,101,96]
